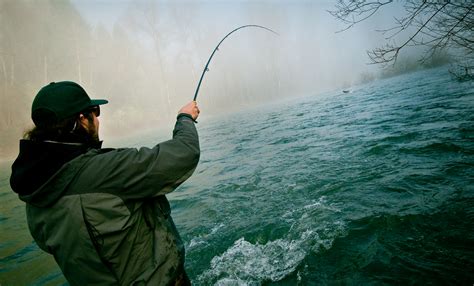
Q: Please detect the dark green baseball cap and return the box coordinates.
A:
[32,81,108,127]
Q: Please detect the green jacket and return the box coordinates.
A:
[10,116,200,285]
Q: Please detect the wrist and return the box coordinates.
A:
[177,113,197,123]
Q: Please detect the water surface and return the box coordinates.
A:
[1,66,473,285]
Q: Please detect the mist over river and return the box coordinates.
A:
[1,66,473,285]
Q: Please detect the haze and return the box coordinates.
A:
[1,0,409,158]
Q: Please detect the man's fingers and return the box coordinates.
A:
[178,101,200,120]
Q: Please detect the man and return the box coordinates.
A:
[10,81,200,285]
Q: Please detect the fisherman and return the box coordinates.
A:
[9,81,200,285]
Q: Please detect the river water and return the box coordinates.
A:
[1,66,473,285]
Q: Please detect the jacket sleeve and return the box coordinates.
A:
[75,116,200,200]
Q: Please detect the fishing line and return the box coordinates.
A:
[193,25,278,101]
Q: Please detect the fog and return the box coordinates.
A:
[1,0,413,158]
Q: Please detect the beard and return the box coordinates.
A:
[88,125,100,144]
[70,120,100,147]
[85,125,100,146]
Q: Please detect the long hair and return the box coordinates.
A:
[24,112,95,143]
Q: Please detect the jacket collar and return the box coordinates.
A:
[10,140,101,199]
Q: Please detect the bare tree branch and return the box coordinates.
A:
[330,0,474,80]
[368,2,449,65]
[328,0,393,33]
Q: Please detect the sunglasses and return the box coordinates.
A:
[87,106,100,117]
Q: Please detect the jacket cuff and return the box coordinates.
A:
[177,113,197,123]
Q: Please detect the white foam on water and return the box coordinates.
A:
[282,196,340,222]
[214,277,260,286]
[188,223,226,250]
[195,195,347,284]
[188,238,208,249]
[211,223,226,234]
[197,221,347,285]
[198,236,306,284]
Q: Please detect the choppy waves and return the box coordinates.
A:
[177,67,474,285]
[196,197,346,285]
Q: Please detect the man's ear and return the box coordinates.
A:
[78,113,89,130]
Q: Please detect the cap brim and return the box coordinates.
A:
[90,99,108,106]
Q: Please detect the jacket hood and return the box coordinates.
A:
[10,139,101,207]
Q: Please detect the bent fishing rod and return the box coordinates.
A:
[193,25,278,102]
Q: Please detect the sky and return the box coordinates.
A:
[69,0,405,91]
[71,0,131,29]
